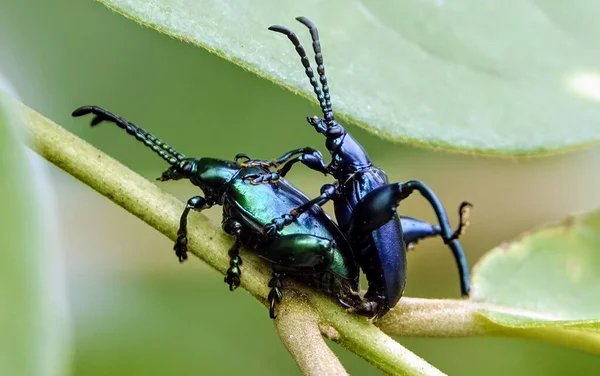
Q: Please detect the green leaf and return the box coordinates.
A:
[97,0,600,154]
[0,88,71,376]
[472,210,600,331]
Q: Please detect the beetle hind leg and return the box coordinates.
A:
[268,272,284,319]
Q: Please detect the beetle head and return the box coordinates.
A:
[159,158,195,182]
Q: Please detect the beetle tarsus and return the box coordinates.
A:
[339,296,387,320]
[173,233,189,263]
[450,201,473,241]
[224,221,243,291]
[268,272,284,319]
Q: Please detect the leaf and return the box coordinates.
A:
[96,0,600,155]
[471,210,600,331]
[0,85,71,376]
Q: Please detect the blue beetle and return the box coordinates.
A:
[240,17,472,318]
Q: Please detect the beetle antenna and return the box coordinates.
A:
[295,17,334,123]
[72,105,185,165]
[269,22,332,122]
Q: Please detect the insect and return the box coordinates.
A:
[71,105,457,319]
[238,17,472,318]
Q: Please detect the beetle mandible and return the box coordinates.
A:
[240,17,472,318]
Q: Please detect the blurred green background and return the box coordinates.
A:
[1,1,600,374]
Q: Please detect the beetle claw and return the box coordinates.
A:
[450,201,473,240]
[224,270,241,291]
[268,273,284,319]
[173,234,189,263]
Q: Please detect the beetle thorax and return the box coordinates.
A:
[326,132,372,178]
[190,158,239,200]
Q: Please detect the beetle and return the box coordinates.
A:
[238,17,472,318]
[71,105,458,319]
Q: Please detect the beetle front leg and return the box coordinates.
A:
[174,196,212,262]
[404,181,472,297]
[235,147,328,176]
[263,184,338,235]
[238,148,329,185]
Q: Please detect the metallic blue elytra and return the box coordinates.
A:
[241,17,473,318]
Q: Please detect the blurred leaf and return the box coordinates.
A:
[97,0,600,154]
[0,89,71,375]
[472,210,600,330]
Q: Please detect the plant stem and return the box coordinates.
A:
[275,290,348,376]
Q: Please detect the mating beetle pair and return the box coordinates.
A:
[73,17,471,319]
[242,17,471,318]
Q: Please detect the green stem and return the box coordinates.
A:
[275,290,348,376]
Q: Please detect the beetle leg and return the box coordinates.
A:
[236,147,328,175]
[349,181,471,297]
[449,201,473,241]
[404,181,471,297]
[174,196,212,262]
[222,219,243,291]
[267,272,284,319]
[237,147,328,187]
[395,201,472,249]
[245,172,281,185]
[233,153,252,165]
[276,148,328,177]
[346,183,413,237]
[339,295,387,320]
[263,184,338,235]
[400,216,441,249]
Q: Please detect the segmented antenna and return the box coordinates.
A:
[72,105,185,165]
[295,17,334,122]
[269,18,334,123]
